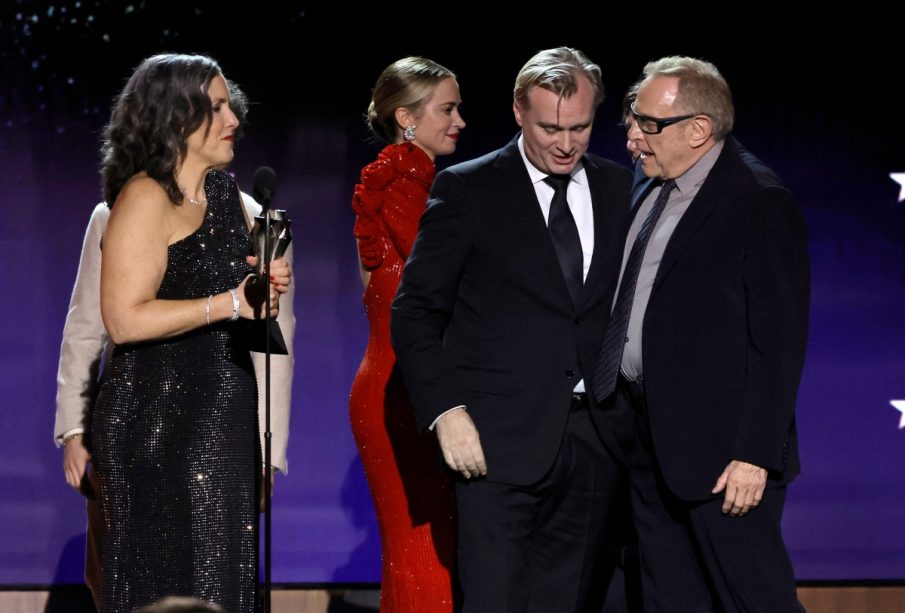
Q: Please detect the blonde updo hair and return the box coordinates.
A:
[366,57,455,144]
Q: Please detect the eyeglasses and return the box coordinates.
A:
[630,102,697,135]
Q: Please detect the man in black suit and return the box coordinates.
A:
[593,56,809,612]
[391,47,632,612]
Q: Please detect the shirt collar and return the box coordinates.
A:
[674,140,724,194]
[517,133,586,187]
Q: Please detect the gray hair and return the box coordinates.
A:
[641,56,734,139]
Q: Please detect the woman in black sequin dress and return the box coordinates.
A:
[91,54,291,613]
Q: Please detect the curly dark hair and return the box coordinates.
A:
[100,53,248,207]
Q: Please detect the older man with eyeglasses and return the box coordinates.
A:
[593,56,810,612]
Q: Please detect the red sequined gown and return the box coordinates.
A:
[349,143,455,612]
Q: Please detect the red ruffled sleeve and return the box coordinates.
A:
[352,143,435,270]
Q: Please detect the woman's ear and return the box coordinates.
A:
[394,107,414,132]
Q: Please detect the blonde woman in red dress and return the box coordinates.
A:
[349,57,465,612]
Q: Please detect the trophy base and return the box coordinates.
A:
[236,319,289,355]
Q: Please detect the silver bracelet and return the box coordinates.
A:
[62,432,84,446]
[229,287,240,321]
[205,295,213,326]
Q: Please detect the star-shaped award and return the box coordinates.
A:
[890,400,905,429]
[890,173,905,202]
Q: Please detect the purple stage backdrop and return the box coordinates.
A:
[1,5,904,585]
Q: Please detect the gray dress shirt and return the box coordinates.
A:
[617,141,724,381]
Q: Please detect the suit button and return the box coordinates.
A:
[574,317,582,325]
[566,369,575,378]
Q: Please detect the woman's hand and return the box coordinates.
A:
[267,257,292,296]
[63,434,91,491]
[245,256,292,293]
[237,256,292,319]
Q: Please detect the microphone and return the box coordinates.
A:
[252,166,277,211]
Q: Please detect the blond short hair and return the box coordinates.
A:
[513,47,604,110]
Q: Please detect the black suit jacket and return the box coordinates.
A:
[636,137,810,500]
[391,137,632,486]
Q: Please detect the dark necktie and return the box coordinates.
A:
[592,179,677,400]
[544,174,583,304]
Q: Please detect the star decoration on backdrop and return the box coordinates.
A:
[891,173,905,202]
[890,400,905,429]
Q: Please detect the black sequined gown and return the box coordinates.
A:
[92,171,259,613]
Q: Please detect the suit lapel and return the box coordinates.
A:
[633,176,656,210]
[576,156,627,310]
[493,138,574,307]
[614,174,655,247]
[652,140,736,293]
[576,158,610,309]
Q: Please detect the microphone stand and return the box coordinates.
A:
[250,173,288,613]
[262,210,273,613]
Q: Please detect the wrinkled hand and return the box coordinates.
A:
[63,435,91,492]
[435,409,487,479]
[712,460,767,516]
[238,256,292,320]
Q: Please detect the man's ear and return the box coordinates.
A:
[513,100,524,128]
[689,114,713,148]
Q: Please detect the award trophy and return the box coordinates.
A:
[250,209,292,276]
[243,209,292,355]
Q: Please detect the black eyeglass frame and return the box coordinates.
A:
[630,102,699,135]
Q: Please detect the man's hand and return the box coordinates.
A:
[712,460,768,516]
[435,408,487,479]
[63,435,91,492]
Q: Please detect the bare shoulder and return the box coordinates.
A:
[107,175,172,236]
